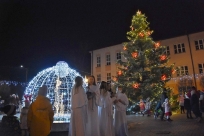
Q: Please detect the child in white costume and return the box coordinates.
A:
[98,81,115,136]
[86,76,101,136]
[69,76,88,136]
[114,87,129,136]
[162,98,172,121]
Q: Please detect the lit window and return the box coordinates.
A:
[165,46,170,55]
[116,52,121,61]
[177,66,188,76]
[106,54,111,65]
[107,73,111,82]
[97,74,101,83]
[96,56,101,67]
[174,43,185,54]
[198,63,204,74]
[195,40,204,50]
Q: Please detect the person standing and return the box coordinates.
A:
[160,88,168,120]
[179,94,185,114]
[184,93,193,119]
[114,87,129,136]
[0,105,21,136]
[20,101,30,136]
[191,89,202,122]
[162,98,172,121]
[139,99,145,114]
[98,81,115,136]
[69,76,88,136]
[27,85,54,136]
[86,76,100,136]
[142,97,151,116]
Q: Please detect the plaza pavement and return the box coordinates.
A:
[1,113,204,136]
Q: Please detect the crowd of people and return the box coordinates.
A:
[0,75,129,136]
[69,76,129,136]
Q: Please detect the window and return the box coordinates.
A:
[116,52,121,61]
[198,63,204,74]
[177,66,189,76]
[107,73,111,82]
[96,56,101,67]
[106,54,111,65]
[174,43,185,54]
[165,46,170,55]
[97,74,101,83]
[195,40,204,50]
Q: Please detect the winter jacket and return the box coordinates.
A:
[161,92,168,104]
[20,107,29,129]
[190,93,199,112]
[184,98,191,110]
[27,95,54,136]
[0,116,21,136]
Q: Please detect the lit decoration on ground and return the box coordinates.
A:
[161,74,167,81]
[24,61,86,122]
[133,83,139,88]
[154,42,160,48]
[131,52,138,58]
[160,55,166,61]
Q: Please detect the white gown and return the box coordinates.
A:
[114,92,129,136]
[86,85,101,136]
[69,86,88,136]
[98,91,115,136]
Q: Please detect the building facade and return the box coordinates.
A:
[89,31,204,93]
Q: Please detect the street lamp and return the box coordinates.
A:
[20,65,28,83]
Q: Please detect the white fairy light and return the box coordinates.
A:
[23,61,86,122]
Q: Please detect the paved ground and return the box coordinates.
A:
[1,113,204,136]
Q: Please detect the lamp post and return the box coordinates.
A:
[20,65,28,83]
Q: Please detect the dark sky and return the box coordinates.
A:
[0,0,204,81]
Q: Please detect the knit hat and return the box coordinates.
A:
[38,85,48,96]
[0,105,16,116]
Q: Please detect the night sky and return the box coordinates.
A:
[1,0,204,82]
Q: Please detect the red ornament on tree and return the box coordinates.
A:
[147,31,152,36]
[118,70,122,76]
[154,42,160,48]
[171,69,176,74]
[131,52,138,58]
[139,32,144,37]
[160,55,166,61]
[123,46,127,51]
[133,83,139,89]
[161,74,167,81]
[113,77,117,81]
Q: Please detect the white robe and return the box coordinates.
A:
[86,85,101,136]
[98,91,115,136]
[69,86,88,136]
[114,92,129,136]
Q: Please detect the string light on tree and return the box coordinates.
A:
[123,46,127,51]
[171,69,176,74]
[139,32,144,37]
[118,70,122,76]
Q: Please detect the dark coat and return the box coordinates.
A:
[161,92,168,104]
[184,98,191,110]
[191,94,199,112]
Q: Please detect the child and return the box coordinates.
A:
[0,105,21,136]
[142,97,151,116]
[139,99,145,114]
[162,98,172,121]
[20,101,30,136]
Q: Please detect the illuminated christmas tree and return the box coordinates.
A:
[115,11,175,104]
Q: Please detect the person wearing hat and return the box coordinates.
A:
[0,105,21,136]
[27,85,54,136]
